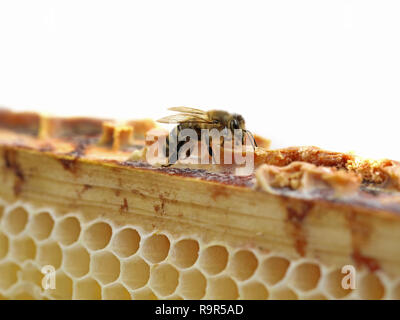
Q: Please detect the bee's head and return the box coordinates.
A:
[229,114,245,131]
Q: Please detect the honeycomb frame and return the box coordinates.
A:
[0,109,399,301]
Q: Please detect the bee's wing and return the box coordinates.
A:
[168,106,206,116]
[157,114,212,124]
[158,106,213,124]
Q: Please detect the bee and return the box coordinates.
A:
[157,107,257,166]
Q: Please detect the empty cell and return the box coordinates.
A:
[358,273,385,300]
[150,264,179,297]
[259,256,290,285]
[229,250,258,281]
[54,217,81,246]
[0,232,8,259]
[29,212,54,240]
[112,228,140,258]
[325,268,351,299]
[305,293,328,300]
[239,281,269,300]
[207,277,239,300]
[74,278,102,300]
[288,262,321,292]
[91,251,121,285]
[10,237,36,262]
[0,262,20,290]
[4,207,28,235]
[170,239,199,269]
[391,282,400,299]
[83,222,112,250]
[37,242,62,269]
[178,269,207,300]
[141,234,170,263]
[166,294,183,300]
[63,246,90,278]
[132,288,158,300]
[121,257,150,290]
[21,263,43,288]
[11,286,38,300]
[269,287,298,300]
[199,245,228,275]
[103,284,131,300]
[49,272,73,300]
[14,292,35,300]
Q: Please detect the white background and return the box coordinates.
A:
[0,0,399,159]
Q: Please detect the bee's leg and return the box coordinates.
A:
[184,138,191,158]
[244,130,257,149]
[250,131,257,148]
[162,136,176,167]
[176,139,187,160]
[162,125,180,167]
[164,134,169,157]
[181,128,198,160]
[162,134,173,167]
[207,136,216,164]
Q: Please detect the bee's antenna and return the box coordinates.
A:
[244,130,257,149]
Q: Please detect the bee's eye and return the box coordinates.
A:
[230,119,240,130]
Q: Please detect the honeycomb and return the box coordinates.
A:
[0,198,397,300]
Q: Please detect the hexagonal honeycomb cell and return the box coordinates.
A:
[49,272,73,300]
[206,276,239,300]
[324,268,352,299]
[288,262,321,292]
[28,212,54,241]
[178,269,207,299]
[358,273,385,300]
[239,281,269,300]
[0,205,4,221]
[37,241,62,269]
[141,233,170,263]
[103,283,131,300]
[229,250,258,281]
[0,232,9,260]
[0,262,20,290]
[269,286,298,300]
[112,228,140,258]
[0,200,397,300]
[20,263,43,288]
[170,239,199,269]
[259,256,290,286]
[83,222,112,251]
[74,277,102,300]
[10,237,36,262]
[121,256,150,290]
[54,216,81,246]
[150,263,179,297]
[63,245,90,278]
[199,245,229,275]
[3,207,28,235]
[91,251,120,285]
[391,282,400,299]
